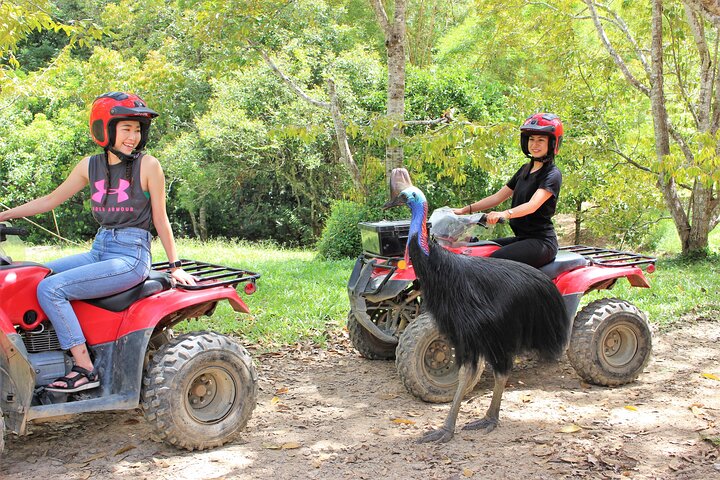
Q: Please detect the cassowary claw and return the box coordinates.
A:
[417,426,454,444]
[462,416,499,434]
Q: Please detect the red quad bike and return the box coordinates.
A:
[0,224,260,452]
[347,209,656,402]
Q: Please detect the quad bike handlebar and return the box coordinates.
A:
[429,208,504,247]
[0,223,28,241]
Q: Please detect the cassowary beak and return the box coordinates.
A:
[383,167,414,209]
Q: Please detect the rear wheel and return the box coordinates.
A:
[396,312,484,403]
[348,292,421,360]
[141,332,257,450]
[567,298,652,386]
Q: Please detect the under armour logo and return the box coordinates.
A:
[92,179,130,203]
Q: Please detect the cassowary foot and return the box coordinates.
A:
[462,416,498,434]
[417,426,455,444]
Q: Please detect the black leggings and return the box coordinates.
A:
[489,236,557,268]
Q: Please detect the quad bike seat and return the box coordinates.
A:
[84,270,173,312]
[539,251,588,279]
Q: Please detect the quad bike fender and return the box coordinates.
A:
[0,310,16,335]
[0,265,51,331]
[347,257,405,344]
[554,264,650,296]
[116,286,250,338]
[0,332,35,436]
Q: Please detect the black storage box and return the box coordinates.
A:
[359,220,430,257]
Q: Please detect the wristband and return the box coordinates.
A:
[169,260,183,269]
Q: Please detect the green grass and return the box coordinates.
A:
[2,222,718,349]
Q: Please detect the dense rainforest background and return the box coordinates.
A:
[1,0,719,258]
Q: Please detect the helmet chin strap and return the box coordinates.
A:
[527,153,553,163]
[107,147,140,163]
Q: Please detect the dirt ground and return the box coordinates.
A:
[1,318,719,480]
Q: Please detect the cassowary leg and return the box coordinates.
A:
[462,370,509,433]
[417,363,477,444]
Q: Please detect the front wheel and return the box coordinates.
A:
[1,408,5,454]
[396,312,484,403]
[567,298,652,386]
[347,292,421,360]
[141,331,258,451]
[347,312,397,360]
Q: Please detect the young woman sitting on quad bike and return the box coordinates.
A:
[453,113,564,268]
[0,91,196,394]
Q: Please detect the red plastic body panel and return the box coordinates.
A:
[0,310,14,335]
[386,265,417,281]
[114,286,248,340]
[553,265,650,295]
[373,244,651,296]
[0,264,51,331]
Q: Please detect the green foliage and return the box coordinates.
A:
[2,0,716,254]
[315,200,372,259]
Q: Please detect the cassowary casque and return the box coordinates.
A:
[384,168,570,443]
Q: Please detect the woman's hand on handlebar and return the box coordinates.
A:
[485,211,509,225]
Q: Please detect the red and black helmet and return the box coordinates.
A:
[89,92,159,152]
[520,113,564,160]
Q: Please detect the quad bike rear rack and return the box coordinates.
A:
[152,259,260,290]
[559,245,656,270]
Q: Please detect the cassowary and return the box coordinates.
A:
[384,168,570,443]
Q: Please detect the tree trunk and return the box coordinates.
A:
[370,0,407,183]
[189,210,199,238]
[649,0,688,248]
[574,199,582,245]
[199,203,208,241]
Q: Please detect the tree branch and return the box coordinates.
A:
[683,2,713,130]
[595,2,651,77]
[403,108,463,126]
[369,0,391,38]
[252,43,331,110]
[327,79,365,194]
[252,44,365,193]
[583,0,651,96]
[682,0,720,25]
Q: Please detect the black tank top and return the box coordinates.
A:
[88,154,152,231]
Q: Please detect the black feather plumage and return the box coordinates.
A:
[386,171,571,442]
[409,233,569,374]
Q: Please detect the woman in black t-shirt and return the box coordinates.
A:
[453,113,564,268]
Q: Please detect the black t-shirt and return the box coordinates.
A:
[506,161,562,240]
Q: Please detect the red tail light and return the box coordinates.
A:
[647,264,656,273]
[244,282,257,295]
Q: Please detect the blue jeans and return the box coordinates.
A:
[37,227,152,350]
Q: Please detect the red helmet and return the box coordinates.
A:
[89,92,159,151]
[520,113,563,159]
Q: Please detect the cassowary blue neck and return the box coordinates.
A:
[407,197,429,256]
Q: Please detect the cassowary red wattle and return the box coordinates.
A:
[384,168,570,443]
